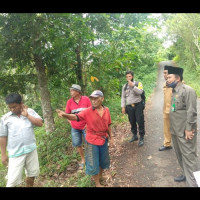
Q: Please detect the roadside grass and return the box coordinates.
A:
[0,161,7,187]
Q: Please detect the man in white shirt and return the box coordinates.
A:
[0,93,43,187]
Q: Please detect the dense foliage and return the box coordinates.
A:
[165,13,200,96]
[0,13,165,116]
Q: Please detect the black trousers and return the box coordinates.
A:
[126,102,145,137]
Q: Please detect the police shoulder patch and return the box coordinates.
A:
[137,82,143,90]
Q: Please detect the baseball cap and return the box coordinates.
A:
[89,90,104,97]
[70,84,81,92]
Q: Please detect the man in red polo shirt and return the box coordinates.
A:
[56,90,113,187]
[65,84,91,169]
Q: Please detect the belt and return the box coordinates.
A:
[127,101,142,107]
[92,131,108,136]
[92,131,108,140]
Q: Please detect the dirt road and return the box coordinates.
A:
[110,61,200,187]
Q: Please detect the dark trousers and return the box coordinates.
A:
[126,102,145,138]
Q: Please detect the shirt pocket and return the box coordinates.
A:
[125,89,130,97]
[24,120,33,128]
[7,121,21,137]
[175,97,184,111]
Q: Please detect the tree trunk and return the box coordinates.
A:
[75,41,85,95]
[34,54,55,133]
[190,45,198,67]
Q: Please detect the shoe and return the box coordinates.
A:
[129,135,138,143]
[159,145,172,151]
[174,175,186,182]
[138,138,144,147]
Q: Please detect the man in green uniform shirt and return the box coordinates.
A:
[167,66,199,187]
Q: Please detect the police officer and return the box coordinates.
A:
[167,66,199,187]
[121,71,145,147]
[159,65,173,151]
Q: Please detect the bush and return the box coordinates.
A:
[181,67,200,97]
[35,116,77,177]
[173,55,180,63]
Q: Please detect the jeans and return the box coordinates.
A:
[71,128,86,147]
[85,139,110,176]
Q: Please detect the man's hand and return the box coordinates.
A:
[56,109,66,118]
[185,129,195,140]
[21,104,28,117]
[1,154,8,166]
[122,107,126,114]
[128,80,134,87]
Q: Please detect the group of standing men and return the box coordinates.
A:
[159,65,199,187]
[0,85,114,187]
[0,64,199,187]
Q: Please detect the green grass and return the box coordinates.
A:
[63,171,95,187]
[0,161,7,187]
[105,97,128,125]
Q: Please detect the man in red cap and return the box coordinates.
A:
[64,84,91,169]
[56,90,113,187]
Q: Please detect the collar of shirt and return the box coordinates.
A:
[163,81,169,88]
[174,82,183,93]
[73,96,82,104]
[10,112,27,120]
[92,104,105,110]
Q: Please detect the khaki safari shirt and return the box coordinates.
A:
[169,82,197,137]
[163,82,172,114]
